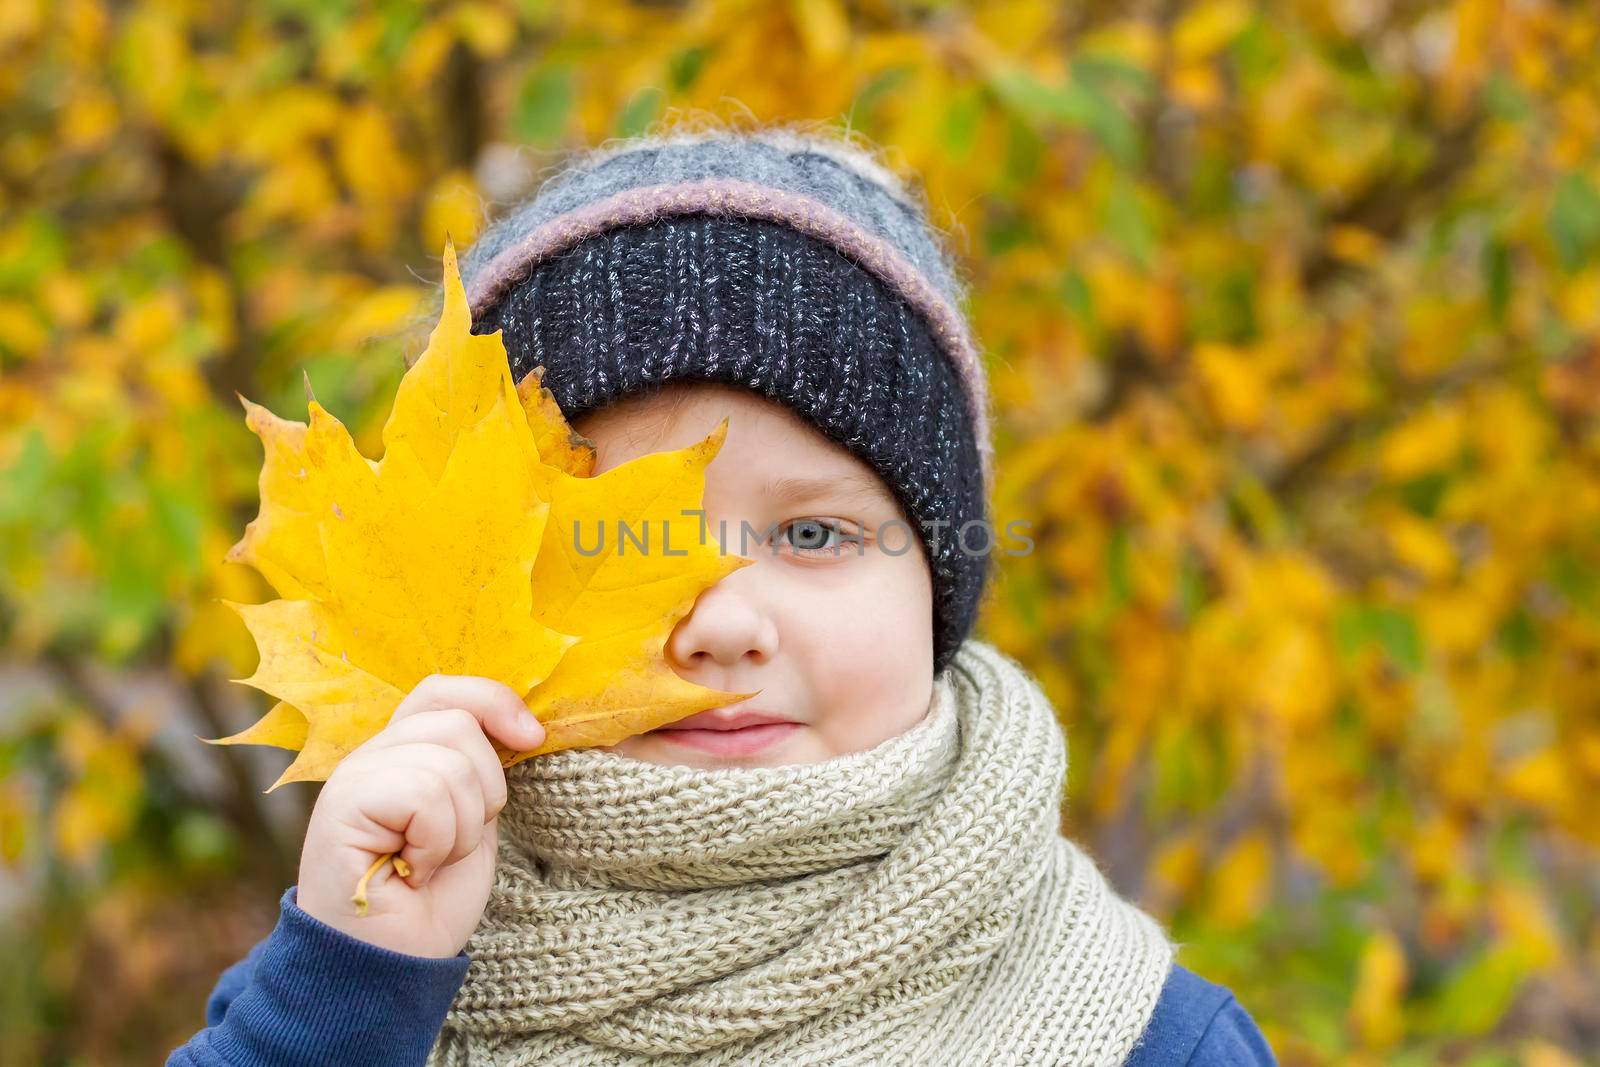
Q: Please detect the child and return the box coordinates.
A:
[169,124,1278,1065]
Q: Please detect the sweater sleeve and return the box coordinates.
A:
[166,885,471,1067]
[1185,997,1278,1066]
[1124,962,1278,1067]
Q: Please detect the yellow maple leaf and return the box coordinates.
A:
[206,238,756,792]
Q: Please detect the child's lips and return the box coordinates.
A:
[662,707,794,730]
[652,722,802,756]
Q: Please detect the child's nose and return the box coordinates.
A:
[665,576,779,671]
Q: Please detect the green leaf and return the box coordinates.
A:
[1333,605,1424,674]
[1070,52,1155,97]
[1483,71,1534,123]
[1398,470,1450,518]
[615,86,664,137]
[983,204,1032,256]
[849,66,912,126]
[1484,237,1511,322]
[1494,605,1537,660]
[0,213,67,294]
[1375,611,1425,674]
[986,63,1139,166]
[375,5,425,66]
[1103,178,1156,269]
[172,811,237,872]
[1058,268,1093,325]
[513,64,574,147]
[1106,523,1132,608]
[1413,942,1534,1037]
[940,85,983,159]
[1546,546,1600,617]
[1547,172,1600,272]
[666,44,711,91]
[0,428,50,524]
[1174,542,1205,622]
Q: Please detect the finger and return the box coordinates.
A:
[388,674,546,753]
[403,743,487,871]
[481,808,498,864]
[353,764,459,888]
[356,708,509,818]
[367,744,485,877]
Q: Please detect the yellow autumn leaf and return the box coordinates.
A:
[511,429,752,762]
[421,167,485,256]
[1172,0,1251,61]
[515,363,597,478]
[1348,927,1408,1050]
[205,238,756,791]
[1326,224,1386,266]
[0,779,29,866]
[1193,341,1268,431]
[1204,829,1272,929]
[1499,746,1573,819]
[788,0,848,62]
[1148,828,1205,904]
[1379,404,1464,481]
[1382,507,1458,582]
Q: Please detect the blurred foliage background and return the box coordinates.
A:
[1,0,1598,1063]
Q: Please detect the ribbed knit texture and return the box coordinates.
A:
[456,129,993,485]
[426,640,1175,1066]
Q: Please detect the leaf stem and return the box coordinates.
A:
[350,852,412,916]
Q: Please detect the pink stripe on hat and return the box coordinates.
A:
[463,177,995,492]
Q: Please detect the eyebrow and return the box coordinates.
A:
[763,473,892,508]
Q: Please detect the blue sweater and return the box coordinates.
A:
[168,886,1278,1066]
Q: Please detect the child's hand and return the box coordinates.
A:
[294,675,546,959]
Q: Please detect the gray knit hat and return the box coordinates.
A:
[457,127,994,675]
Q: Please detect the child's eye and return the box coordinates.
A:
[775,518,857,556]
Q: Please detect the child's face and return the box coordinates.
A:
[571,381,935,769]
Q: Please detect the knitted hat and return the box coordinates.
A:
[457,126,994,675]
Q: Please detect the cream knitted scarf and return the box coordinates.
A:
[427,640,1175,1066]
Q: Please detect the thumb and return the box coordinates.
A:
[493,714,545,764]
[521,710,546,749]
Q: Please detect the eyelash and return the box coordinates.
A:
[775,518,858,556]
